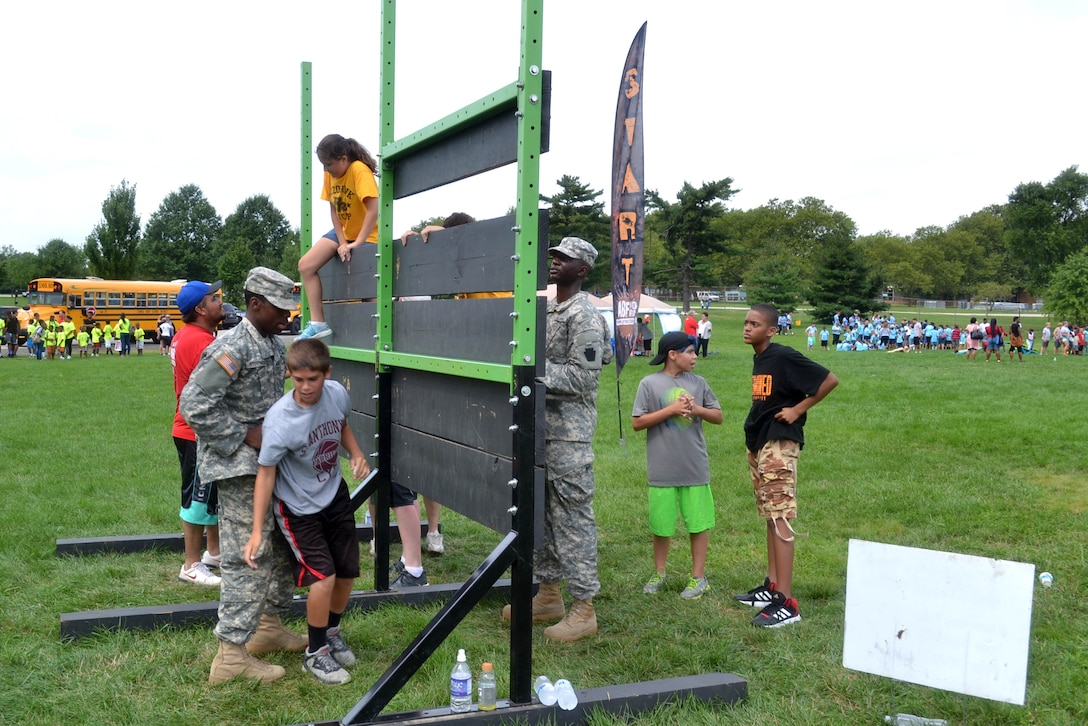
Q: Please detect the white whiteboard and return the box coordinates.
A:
[842,539,1035,705]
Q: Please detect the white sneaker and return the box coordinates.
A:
[178,562,221,586]
[201,550,222,568]
[426,530,445,555]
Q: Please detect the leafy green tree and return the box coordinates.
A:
[3,250,39,291]
[220,195,293,272]
[85,180,141,278]
[1004,166,1088,290]
[279,229,301,281]
[38,239,88,278]
[140,184,222,282]
[216,237,257,304]
[1044,250,1088,323]
[745,252,805,313]
[540,175,611,292]
[808,240,882,322]
[646,179,737,310]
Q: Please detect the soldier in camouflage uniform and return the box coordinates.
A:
[506,236,611,642]
[179,267,307,683]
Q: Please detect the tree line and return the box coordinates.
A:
[0,181,299,304]
[4,166,1086,321]
[545,166,1088,322]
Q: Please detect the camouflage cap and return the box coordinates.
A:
[548,236,598,268]
[244,266,295,311]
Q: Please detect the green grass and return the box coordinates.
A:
[0,316,1085,725]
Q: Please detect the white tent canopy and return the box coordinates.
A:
[539,286,682,335]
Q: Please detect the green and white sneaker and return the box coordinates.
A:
[680,576,709,600]
[642,572,667,594]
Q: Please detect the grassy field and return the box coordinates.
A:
[0,309,1085,725]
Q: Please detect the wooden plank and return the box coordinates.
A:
[317,246,379,301]
[60,580,516,642]
[390,426,543,537]
[324,301,378,351]
[334,360,378,415]
[393,298,548,365]
[391,73,550,200]
[391,370,511,453]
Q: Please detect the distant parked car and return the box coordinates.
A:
[219,302,243,330]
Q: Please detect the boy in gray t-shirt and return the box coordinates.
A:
[244,339,370,685]
[632,331,723,600]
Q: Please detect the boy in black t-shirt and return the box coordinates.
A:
[733,304,838,628]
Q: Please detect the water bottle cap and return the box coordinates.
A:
[456,649,466,661]
[482,662,493,671]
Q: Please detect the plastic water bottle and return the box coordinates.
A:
[534,675,557,705]
[884,714,948,726]
[554,678,578,711]
[477,662,497,711]
[449,649,472,713]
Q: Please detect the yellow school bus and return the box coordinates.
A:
[26,278,186,342]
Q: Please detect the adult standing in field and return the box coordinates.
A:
[60,313,76,360]
[683,310,698,348]
[964,317,983,360]
[4,311,18,357]
[179,267,306,684]
[1041,322,1052,354]
[296,134,380,341]
[696,312,713,358]
[116,313,131,356]
[500,237,612,642]
[638,314,654,357]
[159,315,175,355]
[171,280,226,588]
[985,318,1004,363]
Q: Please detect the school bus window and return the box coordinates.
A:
[122,292,135,307]
[136,293,146,308]
[108,292,121,306]
[169,294,177,307]
[94,292,107,307]
[70,295,82,308]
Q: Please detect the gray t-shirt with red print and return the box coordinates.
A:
[258,380,349,515]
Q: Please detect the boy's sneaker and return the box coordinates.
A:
[178,562,221,586]
[298,321,332,340]
[390,568,428,590]
[325,627,356,667]
[426,530,445,555]
[751,591,801,628]
[733,577,776,608]
[201,550,221,568]
[303,644,352,685]
[642,572,667,594]
[680,576,709,600]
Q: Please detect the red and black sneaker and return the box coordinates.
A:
[732,577,776,608]
[751,591,801,628]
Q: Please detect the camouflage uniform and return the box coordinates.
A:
[178,317,295,645]
[538,290,612,600]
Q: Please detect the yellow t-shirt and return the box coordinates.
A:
[77,330,90,346]
[321,160,379,243]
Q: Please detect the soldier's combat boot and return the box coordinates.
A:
[209,640,286,684]
[501,581,566,623]
[246,613,308,654]
[543,598,597,642]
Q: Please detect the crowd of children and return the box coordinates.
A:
[21,313,156,360]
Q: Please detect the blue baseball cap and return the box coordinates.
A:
[177,280,222,314]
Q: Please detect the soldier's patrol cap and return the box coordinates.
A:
[244,267,296,311]
[548,237,598,268]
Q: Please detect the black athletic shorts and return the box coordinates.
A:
[174,436,218,518]
[276,480,360,588]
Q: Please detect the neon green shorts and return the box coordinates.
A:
[647,484,715,537]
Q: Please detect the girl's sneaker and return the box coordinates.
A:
[732,577,776,608]
[751,591,801,628]
[298,321,332,340]
[642,572,667,594]
[680,576,709,600]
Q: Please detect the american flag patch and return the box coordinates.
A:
[215,353,240,377]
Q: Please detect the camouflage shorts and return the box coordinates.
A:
[747,439,800,521]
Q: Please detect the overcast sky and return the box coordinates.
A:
[2,0,1085,257]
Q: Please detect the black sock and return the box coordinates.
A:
[328,610,343,630]
[308,624,329,653]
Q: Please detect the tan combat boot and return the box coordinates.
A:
[208,640,286,684]
[246,613,308,654]
[543,598,597,642]
[501,582,566,623]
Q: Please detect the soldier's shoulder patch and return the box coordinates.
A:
[215,352,240,377]
[584,347,597,362]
